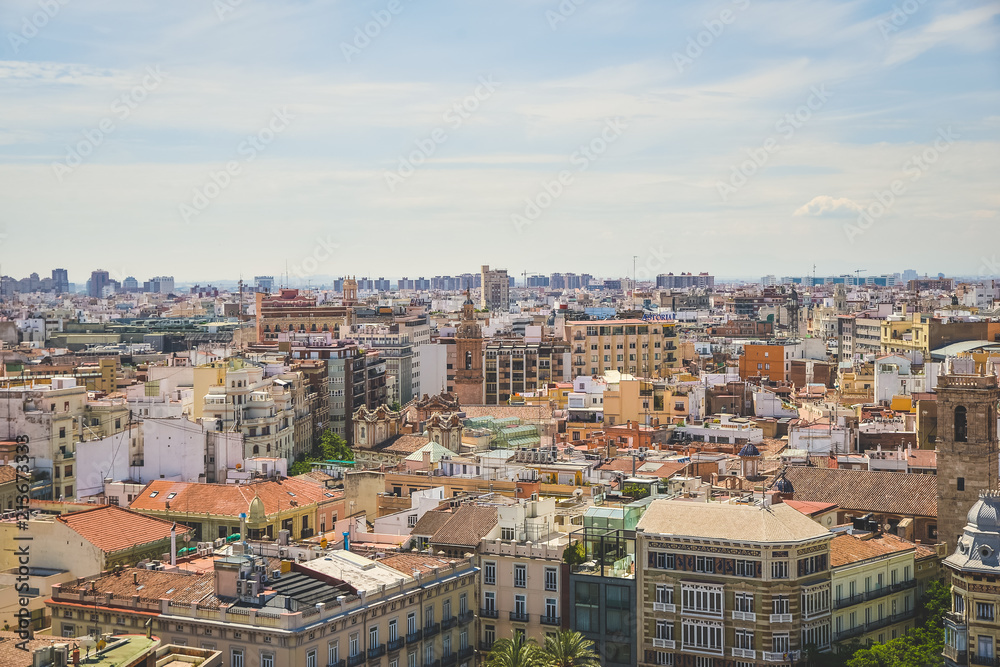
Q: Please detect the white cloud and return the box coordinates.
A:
[794,195,863,217]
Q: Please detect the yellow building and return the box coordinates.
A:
[563,319,680,379]
[603,376,689,427]
[829,529,920,651]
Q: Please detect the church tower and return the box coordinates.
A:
[936,368,1000,550]
[343,275,358,305]
[454,289,484,405]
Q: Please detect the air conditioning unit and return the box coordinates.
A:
[278,548,287,557]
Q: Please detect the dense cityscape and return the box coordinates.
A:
[0,265,997,667]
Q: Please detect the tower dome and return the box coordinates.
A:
[738,443,761,458]
[774,477,795,494]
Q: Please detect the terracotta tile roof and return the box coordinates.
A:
[294,470,336,484]
[0,465,17,485]
[596,458,687,478]
[430,505,498,548]
[56,505,191,554]
[382,435,432,456]
[380,553,466,575]
[129,478,330,517]
[783,467,937,518]
[462,405,550,422]
[410,510,453,537]
[829,532,916,568]
[56,568,219,608]
[0,631,79,667]
[907,449,937,469]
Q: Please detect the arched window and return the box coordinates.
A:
[955,406,968,443]
[465,351,473,370]
[252,445,259,455]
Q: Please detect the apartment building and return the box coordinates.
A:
[480,265,510,312]
[200,365,297,461]
[828,527,921,651]
[738,343,794,384]
[636,499,834,667]
[483,339,570,405]
[47,550,478,667]
[478,498,568,648]
[256,288,353,342]
[349,323,415,405]
[563,319,680,379]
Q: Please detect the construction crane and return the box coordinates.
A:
[855,269,866,285]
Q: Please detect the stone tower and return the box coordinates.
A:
[343,275,358,305]
[936,369,1000,550]
[453,290,484,405]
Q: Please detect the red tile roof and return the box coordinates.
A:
[0,465,17,485]
[783,467,937,518]
[56,505,191,554]
[783,500,838,517]
[829,532,916,568]
[430,505,497,548]
[380,553,467,575]
[129,478,332,517]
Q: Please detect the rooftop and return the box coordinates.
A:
[637,499,832,544]
[129,477,333,517]
[782,467,937,518]
[55,505,191,554]
[829,531,916,568]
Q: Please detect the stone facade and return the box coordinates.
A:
[936,373,1000,551]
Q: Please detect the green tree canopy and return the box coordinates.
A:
[543,630,601,667]
[486,633,549,667]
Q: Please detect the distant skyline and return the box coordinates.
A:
[1,1,998,278]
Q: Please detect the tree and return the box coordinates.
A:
[486,633,549,667]
[543,630,600,667]
[562,541,586,567]
[622,484,649,500]
[845,578,948,667]
[318,429,353,462]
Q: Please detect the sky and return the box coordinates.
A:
[0,0,998,285]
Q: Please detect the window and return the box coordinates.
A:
[306,649,317,667]
[773,633,790,653]
[407,514,417,528]
[484,625,496,646]
[734,593,754,613]
[682,620,723,653]
[514,595,526,616]
[261,654,274,667]
[514,564,526,588]
[544,567,558,591]
[735,560,756,577]
[979,635,995,659]
[681,584,723,617]
[425,606,434,627]
[545,598,557,619]
[649,551,675,569]
[459,593,468,615]
[370,626,379,649]
[407,612,416,635]
[956,406,968,442]
[695,556,715,573]
[484,592,495,611]
[656,620,674,640]
[773,596,790,615]
[734,629,754,650]
[442,599,451,621]
[771,561,788,579]
[955,594,965,615]
[329,641,340,665]
[977,602,995,621]
[350,633,360,657]
[798,554,827,576]
[958,477,966,492]
[656,585,674,605]
[501,527,515,540]
[231,649,245,667]
[484,561,496,585]
[802,623,830,649]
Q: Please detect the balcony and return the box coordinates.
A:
[943,645,967,664]
[329,661,346,667]
[769,613,792,623]
[367,646,385,660]
[459,646,474,660]
[653,603,676,613]
[348,654,366,667]
[731,648,756,659]
[480,608,499,619]
[387,638,405,652]
[971,656,1000,667]
[834,626,865,642]
[458,610,475,625]
[406,630,422,644]
[834,593,865,610]
[441,654,457,667]
[423,622,440,638]
[732,611,756,622]
[441,616,457,630]
[540,615,561,626]
[509,611,530,623]
[762,651,800,663]
[890,579,918,593]
[653,639,675,649]
[479,641,494,652]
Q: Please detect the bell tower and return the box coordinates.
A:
[454,289,484,404]
[936,368,1000,550]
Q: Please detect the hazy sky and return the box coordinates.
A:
[1,0,998,285]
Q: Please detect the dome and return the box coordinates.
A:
[774,477,794,494]
[737,443,761,458]
[968,494,1000,532]
[246,495,268,529]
